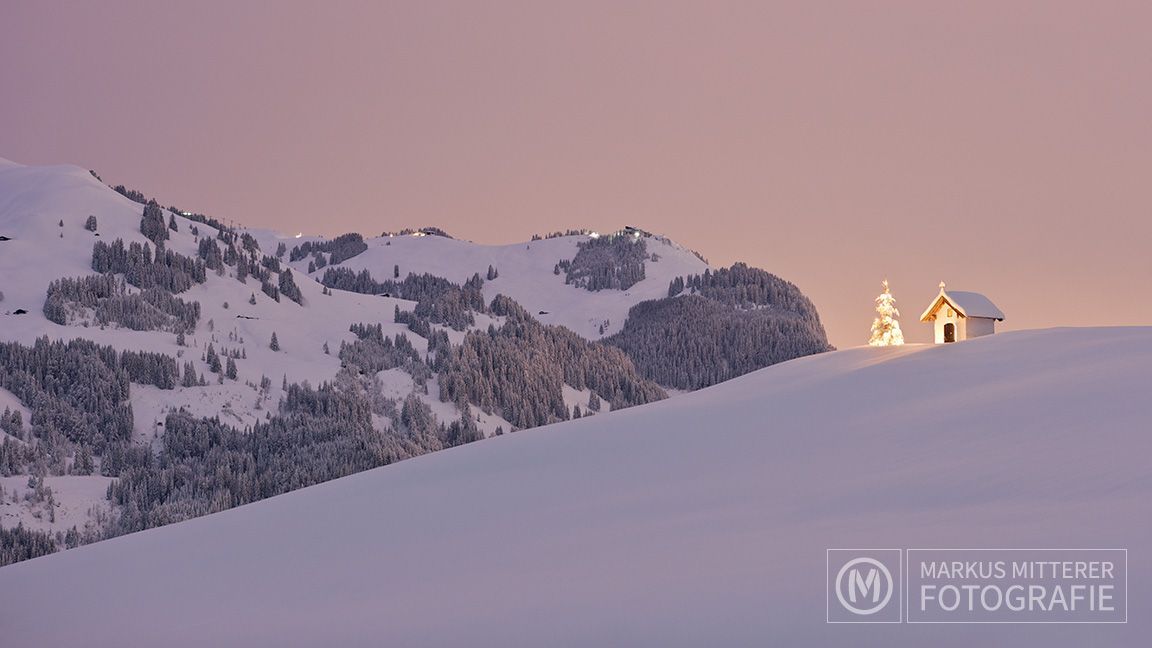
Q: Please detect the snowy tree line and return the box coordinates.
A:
[322,268,484,331]
[557,234,647,291]
[140,202,169,248]
[108,178,236,240]
[607,291,832,391]
[307,252,328,272]
[0,407,23,438]
[289,233,367,265]
[530,229,592,240]
[320,266,390,294]
[339,323,426,380]
[105,382,477,537]
[379,227,453,238]
[668,263,825,322]
[92,238,207,293]
[278,268,303,305]
[0,337,179,455]
[412,273,484,330]
[0,525,56,567]
[0,436,36,476]
[43,274,200,333]
[111,184,147,204]
[192,233,304,304]
[439,294,665,429]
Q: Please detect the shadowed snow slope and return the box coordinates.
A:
[1,327,1150,647]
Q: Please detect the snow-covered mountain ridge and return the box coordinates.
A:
[0,157,827,553]
[0,326,1147,646]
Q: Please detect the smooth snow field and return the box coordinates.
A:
[0,327,1148,647]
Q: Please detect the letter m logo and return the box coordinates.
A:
[847,567,881,603]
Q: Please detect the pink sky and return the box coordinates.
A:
[2,1,1149,346]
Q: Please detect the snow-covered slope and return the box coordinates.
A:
[0,158,705,442]
[0,157,702,536]
[0,158,455,434]
[262,228,709,339]
[1,327,1147,647]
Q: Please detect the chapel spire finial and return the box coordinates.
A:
[939,281,947,290]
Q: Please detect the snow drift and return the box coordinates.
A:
[0,327,1149,646]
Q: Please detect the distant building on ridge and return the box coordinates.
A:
[920,282,1004,343]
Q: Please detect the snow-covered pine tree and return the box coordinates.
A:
[206,344,222,373]
[868,279,905,346]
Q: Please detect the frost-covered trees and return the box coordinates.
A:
[140,202,169,248]
[289,233,367,265]
[261,279,280,302]
[441,403,482,447]
[321,267,387,294]
[270,332,280,351]
[206,344,223,374]
[182,361,200,387]
[106,380,441,537]
[607,264,833,390]
[84,215,98,232]
[610,263,832,390]
[561,234,647,291]
[197,237,224,270]
[72,446,94,475]
[261,254,281,274]
[607,296,831,390]
[439,295,665,428]
[323,269,483,331]
[92,239,207,293]
[43,274,200,333]
[0,408,23,439]
[278,269,303,305]
[0,337,177,452]
[339,324,423,377]
[671,263,823,314]
[1,525,57,567]
[868,279,905,347]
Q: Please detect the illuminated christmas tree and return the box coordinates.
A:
[869,279,905,346]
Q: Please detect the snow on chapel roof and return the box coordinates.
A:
[920,283,1005,321]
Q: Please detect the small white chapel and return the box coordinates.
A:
[919,282,1005,344]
